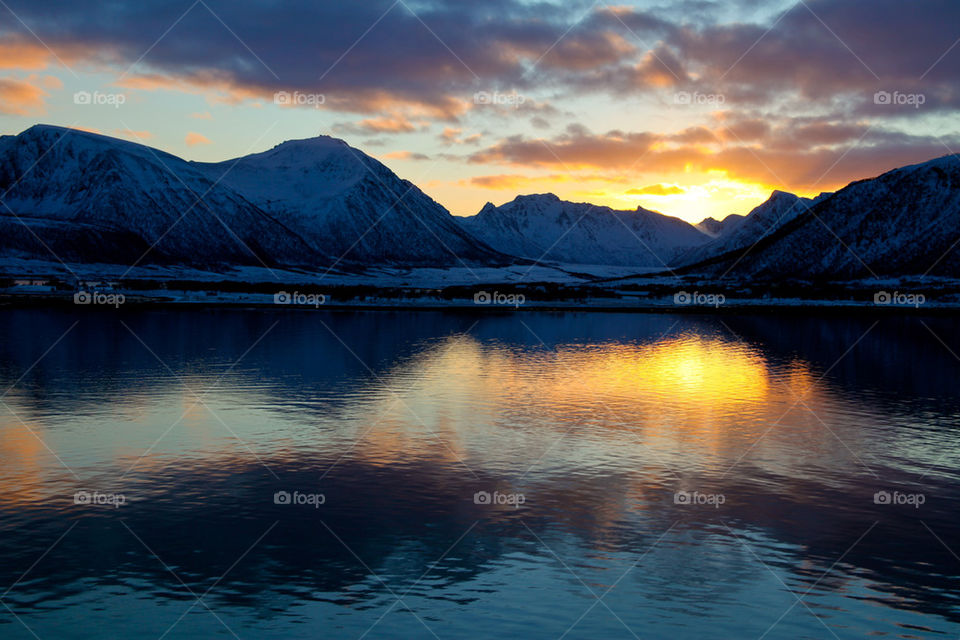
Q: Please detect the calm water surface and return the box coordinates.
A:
[1,309,959,639]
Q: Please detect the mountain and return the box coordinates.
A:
[457,194,710,267]
[192,137,503,265]
[696,214,744,237]
[0,125,505,270]
[679,191,816,266]
[686,157,960,279]
[0,125,317,267]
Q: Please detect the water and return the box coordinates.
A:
[1,308,959,639]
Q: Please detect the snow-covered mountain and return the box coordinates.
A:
[192,137,502,265]
[0,125,317,267]
[457,194,711,267]
[689,157,960,279]
[695,214,744,238]
[4,124,959,281]
[0,125,505,269]
[679,191,818,266]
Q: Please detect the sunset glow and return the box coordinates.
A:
[1,1,955,223]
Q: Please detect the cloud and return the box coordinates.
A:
[0,0,576,118]
[469,126,659,169]
[659,0,960,114]
[467,172,629,190]
[469,118,960,193]
[0,0,956,194]
[440,127,482,145]
[0,76,48,115]
[0,0,953,135]
[0,39,53,70]
[627,184,686,196]
[382,150,429,161]
[189,111,212,119]
[185,131,211,146]
[0,1,672,121]
[530,116,550,130]
[333,114,425,135]
[440,127,462,143]
[356,115,418,133]
[0,0,956,122]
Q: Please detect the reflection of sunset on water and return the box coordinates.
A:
[2,311,960,639]
[85,333,870,481]
[328,334,851,476]
[0,414,51,507]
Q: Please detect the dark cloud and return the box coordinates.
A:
[2,0,958,117]
[667,0,960,111]
[530,116,551,129]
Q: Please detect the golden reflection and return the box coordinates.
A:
[335,334,823,472]
[565,338,770,404]
[93,334,835,481]
[0,413,54,507]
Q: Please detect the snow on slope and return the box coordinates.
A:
[695,214,744,237]
[693,156,960,279]
[0,125,319,266]
[457,194,711,267]
[192,137,506,265]
[679,191,816,266]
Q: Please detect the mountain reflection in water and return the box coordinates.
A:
[0,309,958,639]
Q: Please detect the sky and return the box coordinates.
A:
[0,0,958,223]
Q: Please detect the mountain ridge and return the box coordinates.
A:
[458,193,711,267]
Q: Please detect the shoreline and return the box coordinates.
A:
[1,292,956,314]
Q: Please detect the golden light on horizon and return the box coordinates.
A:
[440,171,788,222]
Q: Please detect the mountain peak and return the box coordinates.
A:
[514,193,561,203]
[270,134,351,151]
[458,192,709,267]
[768,189,799,201]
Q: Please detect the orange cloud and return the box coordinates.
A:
[626,184,686,196]
[356,115,417,133]
[440,127,482,145]
[0,40,53,70]
[383,150,429,160]
[468,118,954,195]
[467,173,629,190]
[0,77,48,115]
[185,132,211,146]
[440,127,462,142]
[189,111,212,119]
